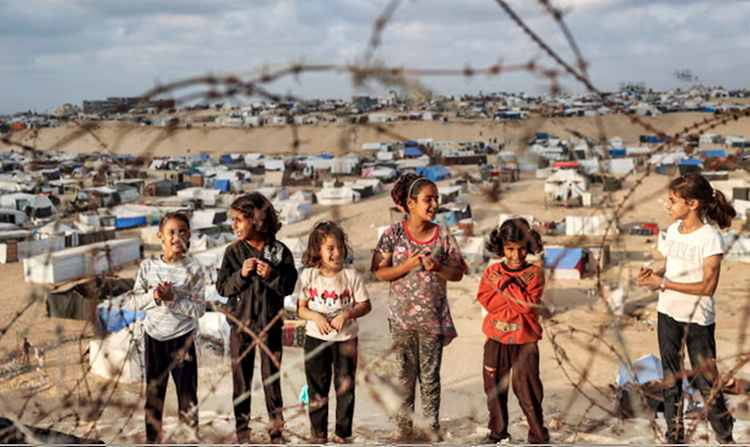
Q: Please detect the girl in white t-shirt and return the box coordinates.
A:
[296,221,372,444]
[637,173,736,444]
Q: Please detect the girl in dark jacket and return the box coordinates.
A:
[217,193,298,444]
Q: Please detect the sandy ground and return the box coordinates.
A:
[2,114,750,443]
[6,112,750,158]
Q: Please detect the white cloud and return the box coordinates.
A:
[0,0,747,113]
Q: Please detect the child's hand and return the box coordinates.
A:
[241,258,257,277]
[487,270,503,284]
[518,269,537,286]
[313,313,334,335]
[256,260,271,278]
[637,270,662,291]
[421,255,442,272]
[156,282,174,302]
[404,251,423,271]
[330,310,351,332]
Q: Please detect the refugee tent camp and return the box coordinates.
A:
[544,170,588,203]
[316,186,361,206]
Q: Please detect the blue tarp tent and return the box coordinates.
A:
[404,146,423,158]
[416,165,451,182]
[317,153,335,159]
[404,140,419,147]
[680,159,702,165]
[97,307,146,334]
[617,354,662,386]
[435,211,457,226]
[647,136,668,144]
[115,216,147,229]
[214,179,230,192]
[191,153,210,161]
[220,154,234,165]
[544,247,583,269]
[702,149,726,158]
[609,149,626,157]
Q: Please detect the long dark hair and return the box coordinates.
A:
[302,221,348,268]
[669,173,736,229]
[391,173,436,212]
[229,193,282,237]
[486,218,543,256]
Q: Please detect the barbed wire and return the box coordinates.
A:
[0,0,749,444]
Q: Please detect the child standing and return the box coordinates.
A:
[476,218,549,445]
[371,173,466,441]
[637,173,736,444]
[296,221,372,443]
[216,193,298,444]
[131,212,206,443]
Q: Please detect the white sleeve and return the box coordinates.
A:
[295,269,310,303]
[351,270,371,304]
[702,229,725,259]
[130,260,158,310]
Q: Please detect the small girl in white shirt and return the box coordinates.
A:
[637,173,736,444]
[295,221,372,444]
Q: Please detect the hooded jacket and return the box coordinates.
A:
[476,262,545,345]
[217,239,298,332]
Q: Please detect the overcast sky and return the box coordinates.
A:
[1,0,748,114]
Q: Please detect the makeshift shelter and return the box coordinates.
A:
[0,209,29,227]
[315,187,361,206]
[544,170,588,203]
[437,186,463,204]
[176,187,221,206]
[544,247,585,279]
[24,238,142,284]
[274,200,313,225]
[148,179,177,197]
[456,236,488,267]
[89,321,145,383]
[214,179,230,193]
[416,165,451,182]
[0,230,65,264]
[0,193,57,218]
[278,237,307,269]
[565,214,617,236]
[46,275,134,321]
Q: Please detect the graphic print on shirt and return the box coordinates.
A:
[308,287,353,309]
[661,239,698,262]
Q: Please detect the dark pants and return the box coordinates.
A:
[144,331,198,443]
[658,312,733,444]
[230,324,284,438]
[483,339,549,444]
[389,323,445,435]
[304,336,358,439]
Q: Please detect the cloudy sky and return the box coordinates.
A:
[1,0,748,114]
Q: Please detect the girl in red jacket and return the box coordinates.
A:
[476,218,549,444]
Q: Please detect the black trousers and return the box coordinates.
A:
[304,336,358,439]
[483,339,549,444]
[230,324,284,437]
[144,331,198,443]
[658,312,733,444]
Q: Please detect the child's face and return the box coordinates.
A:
[666,189,695,221]
[158,218,190,258]
[503,241,528,269]
[319,234,345,272]
[407,183,439,223]
[231,209,257,241]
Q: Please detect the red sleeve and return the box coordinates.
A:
[477,266,511,313]
[503,267,545,314]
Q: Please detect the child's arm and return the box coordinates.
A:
[256,245,298,297]
[371,251,423,281]
[167,268,207,319]
[130,262,159,310]
[298,300,334,335]
[477,268,511,313]
[503,268,545,313]
[642,254,722,296]
[330,271,372,331]
[216,247,250,297]
[424,256,464,282]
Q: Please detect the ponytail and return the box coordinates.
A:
[705,189,736,229]
[669,173,736,229]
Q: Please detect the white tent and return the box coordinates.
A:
[264,159,286,171]
[0,193,57,217]
[289,190,314,205]
[607,158,636,175]
[565,214,617,236]
[176,187,221,206]
[0,209,29,227]
[278,236,307,269]
[544,170,588,201]
[711,180,749,201]
[361,143,382,151]
[315,187,361,206]
[274,200,313,225]
[456,236,488,265]
[89,321,145,383]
